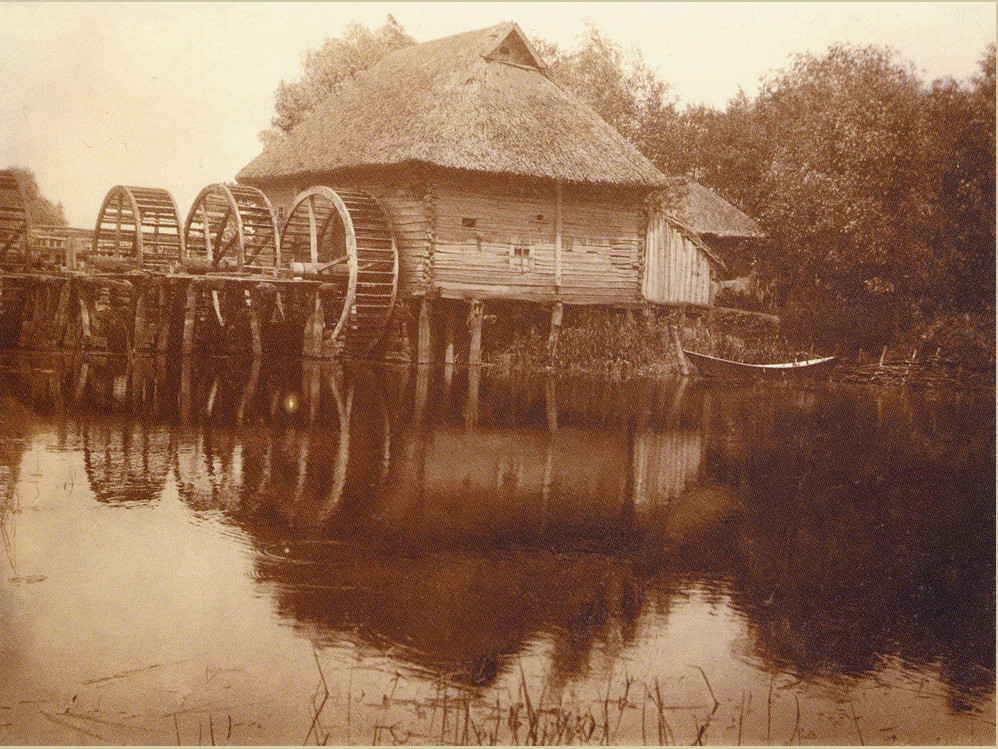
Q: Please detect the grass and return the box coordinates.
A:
[296,656,731,746]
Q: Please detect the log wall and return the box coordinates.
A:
[429,171,644,305]
[254,168,720,310]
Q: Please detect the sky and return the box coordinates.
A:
[1,2,994,227]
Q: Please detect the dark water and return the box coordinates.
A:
[0,352,993,745]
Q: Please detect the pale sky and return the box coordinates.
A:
[1,2,994,227]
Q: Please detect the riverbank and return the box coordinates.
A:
[449,304,994,388]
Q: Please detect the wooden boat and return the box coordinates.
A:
[683,350,837,379]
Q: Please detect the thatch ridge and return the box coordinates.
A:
[239,23,668,189]
[652,178,764,239]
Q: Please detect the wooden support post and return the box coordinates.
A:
[414,359,429,421]
[641,304,655,332]
[133,282,147,355]
[303,290,325,359]
[544,376,558,432]
[443,301,456,388]
[75,290,91,354]
[247,290,263,359]
[181,281,200,358]
[53,279,72,347]
[467,300,483,369]
[444,302,456,366]
[547,301,563,362]
[554,181,563,289]
[670,324,692,377]
[417,295,432,365]
[155,283,172,354]
[465,360,479,429]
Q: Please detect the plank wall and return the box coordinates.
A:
[429,172,645,305]
[643,213,714,307]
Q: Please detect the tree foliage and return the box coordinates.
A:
[534,20,680,160]
[5,167,66,227]
[270,15,415,133]
[664,42,995,346]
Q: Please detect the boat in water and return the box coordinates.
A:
[683,350,837,379]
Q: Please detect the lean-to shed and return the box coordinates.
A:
[238,22,727,317]
[653,177,764,277]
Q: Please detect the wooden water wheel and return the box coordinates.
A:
[281,187,398,356]
[183,184,279,273]
[90,186,186,354]
[93,186,184,271]
[0,170,31,271]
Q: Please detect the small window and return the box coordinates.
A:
[461,217,477,228]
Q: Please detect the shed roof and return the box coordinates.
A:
[238,23,668,189]
[652,178,764,239]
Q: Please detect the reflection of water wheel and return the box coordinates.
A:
[93,186,184,271]
[183,184,279,273]
[281,187,398,356]
[83,419,171,504]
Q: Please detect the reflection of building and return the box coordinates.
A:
[258,542,642,688]
[3,356,992,710]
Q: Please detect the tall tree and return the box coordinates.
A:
[742,45,937,345]
[919,44,995,310]
[5,167,66,227]
[534,20,680,163]
[269,15,415,134]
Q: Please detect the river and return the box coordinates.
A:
[0,352,993,745]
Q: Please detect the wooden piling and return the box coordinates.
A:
[246,290,263,359]
[53,279,72,347]
[132,281,147,355]
[181,281,200,358]
[467,299,484,369]
[303,290,325,359]
[417,295,432,365]
[547,301,563,362]
[155,283,172,354]
[670,324,692,377]
[444,303,456,363]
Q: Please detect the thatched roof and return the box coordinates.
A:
[238,23,668,189]
[652,178,764,239]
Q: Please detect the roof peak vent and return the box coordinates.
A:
[483,23,546,71]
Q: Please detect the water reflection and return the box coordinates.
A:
[0,351,993,742]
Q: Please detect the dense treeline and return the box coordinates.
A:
[269,17,995,357]
[540,26,995,354]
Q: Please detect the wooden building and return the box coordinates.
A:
[653,177,764,278]
[237,23,734,359]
